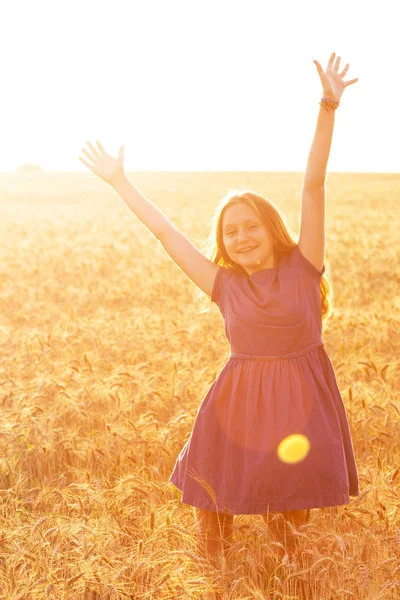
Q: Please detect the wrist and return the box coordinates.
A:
[110,171,128,189]
[320,96,339,112]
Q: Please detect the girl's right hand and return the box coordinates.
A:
[79,141,125,186]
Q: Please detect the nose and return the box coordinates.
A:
[237,229,251,244]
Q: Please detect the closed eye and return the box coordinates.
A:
[225,225,258,235]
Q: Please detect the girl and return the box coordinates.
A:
[79,52,360,567]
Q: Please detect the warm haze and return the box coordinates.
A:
[1,0,399,173]
[0,1,399,598]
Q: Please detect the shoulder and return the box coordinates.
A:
[282,244,325,280]
[211,265,239,305]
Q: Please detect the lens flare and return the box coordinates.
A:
[277,434,310,464]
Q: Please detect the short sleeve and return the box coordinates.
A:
[211,266,235,310]
[289,244,325,280]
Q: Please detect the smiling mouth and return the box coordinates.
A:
[237,246,258,254]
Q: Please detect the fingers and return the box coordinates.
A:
[320,53,357,85]
[333,55,341,72]
[340,63,350,78]
[96,140,106,155]
[313,59,328,85]
[87,141,102,160]
[327,52,336,71]
[327,52,342,73]
[81,148,95,163]
[344,78,359,87]
[78,156,94,171]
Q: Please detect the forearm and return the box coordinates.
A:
[303,104,335,187]
[111,173,170,239]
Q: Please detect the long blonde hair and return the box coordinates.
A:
[195,189,334,330]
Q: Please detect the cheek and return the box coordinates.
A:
[224,238,234,249]
[261,234,272,245]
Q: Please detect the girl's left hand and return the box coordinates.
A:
[313,52,358,103]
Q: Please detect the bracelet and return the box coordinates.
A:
[320,96,340,111]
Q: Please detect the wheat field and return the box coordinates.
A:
[0,171,399,599]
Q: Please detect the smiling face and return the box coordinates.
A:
[222,202,277,275]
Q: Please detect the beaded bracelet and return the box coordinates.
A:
[320,96,340,111]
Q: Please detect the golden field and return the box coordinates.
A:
[0,171,399,599]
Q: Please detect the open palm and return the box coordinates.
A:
[79,141,125,185]
[313,52,358,103]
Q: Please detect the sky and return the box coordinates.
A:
[2,0,398,173]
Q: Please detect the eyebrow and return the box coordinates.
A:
[223,218,259,231]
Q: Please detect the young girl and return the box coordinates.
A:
[79,52,360,567]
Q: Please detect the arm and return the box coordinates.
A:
[79,141,169,238]
[303,105,335,187]
[298,107,332,273]
[113,174,220,297]
[298,53,358,272]
[79,141,219,297]
[112,172,170,239]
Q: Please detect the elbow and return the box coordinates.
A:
[155,219,175,242]
[155,227,168,242]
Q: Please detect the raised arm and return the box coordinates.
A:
[79,141,219,297]
[298,52,358,272]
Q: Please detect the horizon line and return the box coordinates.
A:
[1,169,400,175]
